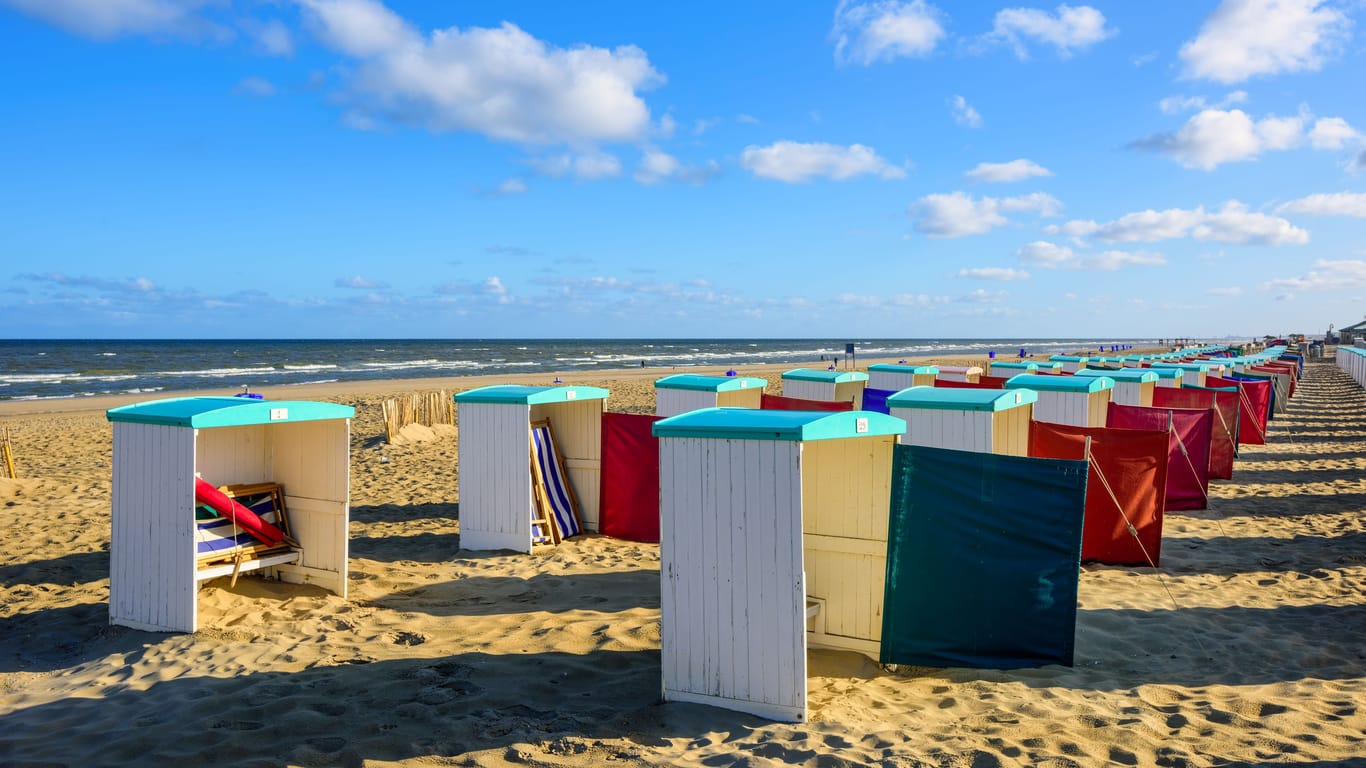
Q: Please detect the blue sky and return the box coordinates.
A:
[2,0,1364,339]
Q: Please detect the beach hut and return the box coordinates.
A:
[866,363,938,391]
[987,360,1036,377]
[654,374,766,418]
[654,408,905,722]
[1049,355,1089,373]
[454,384,608,553]
[1148,366,1184,389]
[886,386,1036,456]
[780,368,869,409]
[1076,368,1156,407]
[107,396,354,633]
[935,365,983,383]
[1006,374,1113,427]
[1338,346,1366,387]
[1152,362,1210,388]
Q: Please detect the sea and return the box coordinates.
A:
[0,337,1173,401]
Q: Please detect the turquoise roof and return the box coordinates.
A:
[1145,367,1184,380]
[1049,355,1089,363]
[1076,368,1156,383]
[988,361,1037,370]
[886,386,1036,412]
[651,407,904,442]
[1005,373,1113,393]
[454,384,610,404]
[654,374,768,392]
[107,396,354,428]
[781,368,869,384]
[1152,362,1211,372]
[867,363,939,375]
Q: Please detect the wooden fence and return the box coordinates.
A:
[380,391,455,444]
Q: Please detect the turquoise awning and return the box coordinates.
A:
[652,407,904,441]
[107,396,354,428]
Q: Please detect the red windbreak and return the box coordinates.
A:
[1028,421,1169,565]
[760,393,853,411]
[1208,376,1271,445]
[1107,403,1214,511]
[598,412,662,543]
[1152,388,1236,479]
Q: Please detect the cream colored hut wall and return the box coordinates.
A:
[716,388,763,410]
[1086,391,1112,427]
[530,399,602,531]
[1138,381,1155,407]
[269,420,350,596]
[801,436,893,659]
[457,401,533,552]
[195,424,268,485]
[991,405,1033,456]
[656,389,718,418]
[110,422,198,633]
[834,381,866,409]
[659,436,807,722]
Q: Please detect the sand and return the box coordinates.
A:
[2,354,1364,767]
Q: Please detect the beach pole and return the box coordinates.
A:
[1,427,15,479]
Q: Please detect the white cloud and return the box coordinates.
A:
[335,275,388,289]
[0,0,229,40]
[949,95,983,128]
[495,178,527,195]
[832,0,946,65]
[989,4,1114,59]
[736,113,760,125]
[1264,259,1366,292]
[955,267,1031,281]
[529,151,622,179]
[1158,90,1247,114]
[959,288,1008,304]
[964,158,1052,183]
[1060,201,1309,245]
[297,0,663,145]
[1277,192,1366,217]
[233,77,277,97]
[1071,250,1166,271]
[910,191,1061,238]
[1206,286,1244,296]
[1017,240,1074,267]
[1179,0,1350,84]
[1135,107,1359,169]
[1308,117,1361,149]
[634,148,679,185]
[741,141,905,182]
[241,17,293,56]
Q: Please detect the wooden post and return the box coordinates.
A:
[1,427,15,479]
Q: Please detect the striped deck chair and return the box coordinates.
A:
[195,483,293,563]
[530,419,582,541]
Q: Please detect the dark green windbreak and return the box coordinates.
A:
[880,445,1088,669]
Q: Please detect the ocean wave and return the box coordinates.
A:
[282,364,339,371]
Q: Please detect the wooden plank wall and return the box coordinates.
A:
[659,437,807,722]
[656,389,717,418]
[991,405,1033,456]
[834,381,865,409]
[802,436,894,658]
[457,402,533,552]
[530,400,602,531]
[1032,392,1092,427]
[893,408,994,453]
[782,379,831,403]
[195,425,268,485]
[110,423,197,633]
[867,371,916,391]
[1111,382,1142,407]
[716,388,763,410]
[270,420,350,596]
[1086,391,1112,427]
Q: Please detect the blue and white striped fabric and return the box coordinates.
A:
[195,491,282,556]
[531,422,582,538]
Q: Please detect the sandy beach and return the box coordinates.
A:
[2,354,1364,767]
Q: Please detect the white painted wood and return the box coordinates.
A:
[867,370,916,390]
[656,389,719,418]
[1031,392,1098,427]
[1111,381,1144,406]
[892,407,994,453]
[110,423,197,633]
[660,437,806,722]
[781,379,831,403]
[457,402,533,552]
